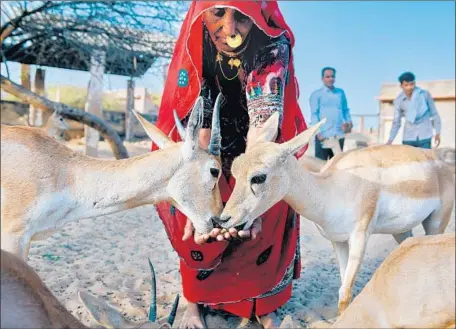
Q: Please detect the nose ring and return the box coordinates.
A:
[226,34,242,48]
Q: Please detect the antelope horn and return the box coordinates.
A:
[185,97,204,141]
[173,110,186,141]
[208,93,223,156]
[148,258,157,322]
[190,97,204,127]
[167,294,180,326]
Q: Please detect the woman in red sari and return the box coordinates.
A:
[152,1,308,328]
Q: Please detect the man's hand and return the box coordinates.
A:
[434,134,441,148]
[342,122,353,133]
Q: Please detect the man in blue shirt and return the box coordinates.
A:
[386,72,441,149]
[309,67,353,160]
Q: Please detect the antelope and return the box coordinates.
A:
[1,95,224,260]
[28,111,70,140]
[1,249,293,329]
[331,232,456,328]
[217,112,455,315]
[1,249,179,329]
[280,233,456,329]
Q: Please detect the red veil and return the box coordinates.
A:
[152,1,308,318]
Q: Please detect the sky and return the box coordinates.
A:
[2,1,455,130]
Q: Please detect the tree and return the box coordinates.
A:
[1,1,187,76]
[1,1,187,158]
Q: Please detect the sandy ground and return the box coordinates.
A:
[26,139,455,328]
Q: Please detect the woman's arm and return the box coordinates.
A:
[245,35,290,145]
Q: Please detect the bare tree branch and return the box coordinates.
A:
[0,49,10,78]
[1,1,54,37]
[1,74,129,160]
[0,23,14,42]
[1,1,186,76]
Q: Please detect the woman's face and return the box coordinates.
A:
[202,7,254,52]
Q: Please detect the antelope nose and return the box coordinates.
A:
[211,216,221,228]
[218,215,231,223]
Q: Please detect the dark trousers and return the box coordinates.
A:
[403,138,432,149]
[315,137,345,160]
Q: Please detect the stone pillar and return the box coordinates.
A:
[84,50,106,157]
[29,68,46,126]
[125,78,135,142]
[359,116,365,133]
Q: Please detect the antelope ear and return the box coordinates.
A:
[173,109,186,141]
[78,291,132,328]
[133,110,175,149]
[279,118,326,157]
[246,112,280,151]
[182,97,204,159]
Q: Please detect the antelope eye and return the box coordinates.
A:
[251,174,267,185]
[210,168,220,178]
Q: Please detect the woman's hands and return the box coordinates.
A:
[182,217,262,245]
